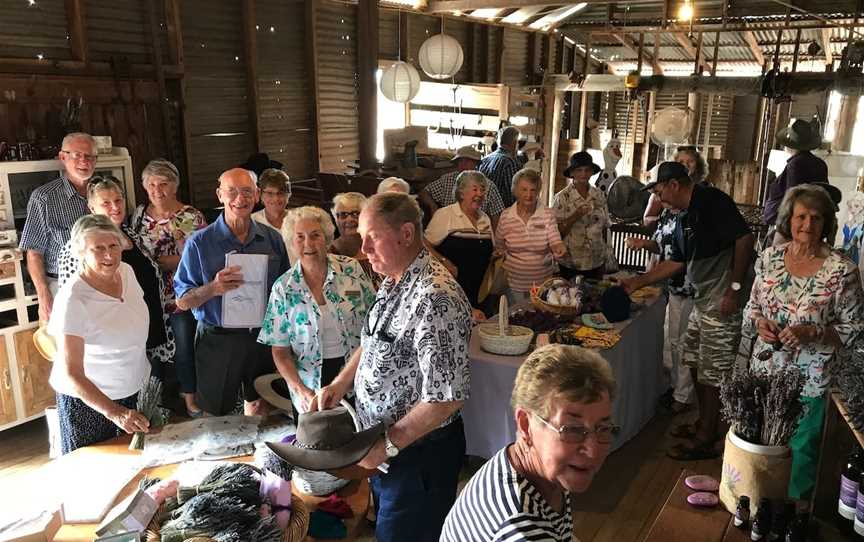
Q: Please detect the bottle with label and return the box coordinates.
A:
[841,450,863,521]
[752,498,773,541]
[855,469,864,537]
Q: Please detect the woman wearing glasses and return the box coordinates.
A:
[329,192,379,287]
[252,168,291,233]
[258,206,376,414]
[441,344,618,541]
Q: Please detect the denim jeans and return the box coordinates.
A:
[170,310,198,394]
[370,418,466,542]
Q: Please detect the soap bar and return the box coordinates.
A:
[687,492,719,507]
[685,475,720,492]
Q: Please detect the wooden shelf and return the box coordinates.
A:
[831,393,864,451]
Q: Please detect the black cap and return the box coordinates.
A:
[642,161,690,191]
[563,151,601,177]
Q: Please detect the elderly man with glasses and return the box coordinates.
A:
[174,168,289,416]
[20,132,100,323]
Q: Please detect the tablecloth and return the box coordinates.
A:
[462,295,667,458]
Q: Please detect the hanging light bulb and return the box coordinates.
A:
[678,0,694,21]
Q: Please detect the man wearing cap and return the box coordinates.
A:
[621,162,754,461]
[554,151,611,280]
[478,126,530,208]
[311,192,473,542]
[762,118,829,227]
[174,168,289,416]
[20,132,98,323]
[419,145,506,229]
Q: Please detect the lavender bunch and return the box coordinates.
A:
[720,370,763,443]
[176,463,263,504]
[130,376,166,450]
[720,368,804,446]
[160,493,259,542]
[760,366,805,446]
[838,348,864,432]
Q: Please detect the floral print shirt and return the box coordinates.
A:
[257,254,376,413]
[130,204,207,310]
[745,244,864,397]
[354,249,473,431]
[553,183,611,271]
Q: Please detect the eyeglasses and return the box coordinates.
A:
[532,412,619,445]
[363,297,395,343]
[61,150,98,163]
[221,187,255,199]
[335,211,361,220]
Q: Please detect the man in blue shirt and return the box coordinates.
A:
[174,168,289,416]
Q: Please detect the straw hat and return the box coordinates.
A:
[33,326,56,361]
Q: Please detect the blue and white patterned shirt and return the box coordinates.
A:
[478,149,524,208]
[19,176,90,275]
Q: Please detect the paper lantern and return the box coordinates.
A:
[379,61,421,103]
[418,33,463,80]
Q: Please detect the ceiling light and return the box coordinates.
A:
[678,0,694,21]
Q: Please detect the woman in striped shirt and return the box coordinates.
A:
[440,344,617,541]
[495,168,566,304]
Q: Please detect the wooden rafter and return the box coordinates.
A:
[427,0,558,11]
[743,30,766,67]
[611,32,663,74]
[820,27,833,65]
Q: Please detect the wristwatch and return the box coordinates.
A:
[730,281,742,292]
[384,430,400,458]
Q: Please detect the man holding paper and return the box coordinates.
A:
[174,168,289,416]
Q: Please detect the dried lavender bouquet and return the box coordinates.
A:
[837,347,864,432]
[720,367,804,446]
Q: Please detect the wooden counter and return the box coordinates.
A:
[51,435,369,542]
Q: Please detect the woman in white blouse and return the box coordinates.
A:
[49,215,150,454]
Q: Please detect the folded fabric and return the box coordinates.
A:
[317,494,353,519]
[308,509,347,539]
[573,326,621,349]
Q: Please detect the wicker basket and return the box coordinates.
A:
[145,493,310,542]
[478,296,534,356]
[531,277,582,316]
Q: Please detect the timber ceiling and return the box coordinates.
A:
[384,0,860,75]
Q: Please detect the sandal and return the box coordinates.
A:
[666,440,721,461]
[669,422,699,439]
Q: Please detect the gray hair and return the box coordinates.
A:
[70,214,125,262]
[775,183,838,243]
[87,175,124,203]
[258,168,290,192]
[498,126,520,147]
[377,177,411,195]
[453,170,490,203]
[674,146,709,184]
[511,168,541,196]
[364,192,423,241]
[331,192,367,217]
[281,206,336,260]
[61,132,97,153]
[142,159,180,186]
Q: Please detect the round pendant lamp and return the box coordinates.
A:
[418,33,464,80]
[379,60,421,103]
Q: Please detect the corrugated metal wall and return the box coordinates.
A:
[315,0,359,174]
[181,0,254,208]
[502,28,530,86]
[256,0,314,181]
[0,0,71,60]
[379,9,399,60]
[85,0,171,64]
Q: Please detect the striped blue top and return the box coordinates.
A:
[440,446,574,542]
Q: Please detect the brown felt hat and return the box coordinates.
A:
[775,118,822,151]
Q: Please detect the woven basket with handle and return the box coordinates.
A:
[477,296,534,355]
[531,277,582,315]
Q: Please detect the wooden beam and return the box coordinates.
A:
[563,20,852,34]
[711,31,720,75]
[0,58,182,78]
[399,10,410,61]
[611,32,663,74]
[357,0,379,170]
[496,27,505,83]
[662,0,671,28]
[241,0,261,151]
[428,0,564,12]
[163,0,184,68]
[480,24,490,82]
[145,0,175,162]
[636,32,644,73]
[673,31,698,58]
[791,27,802,72]
[306,0,321,172]
[743,31,766,67]
[64,0,88,63]
[820,27,833,66]
[527,32,538,83]
[693,31,703,74]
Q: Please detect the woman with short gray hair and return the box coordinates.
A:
[377,176,411,195]
[744,183,864,501]
[132,159,206,417]
[49,214,151,454]
[441,344,617,541]
[329,192,366,258]
[426,170,494,314]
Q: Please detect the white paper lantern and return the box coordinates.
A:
[379,61,421,103]
[418,33,464,80]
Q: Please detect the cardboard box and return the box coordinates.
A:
[0,509,61,542]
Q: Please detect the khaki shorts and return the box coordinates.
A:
[682,304,742,387]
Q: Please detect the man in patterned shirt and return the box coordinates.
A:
[478,126,528,208]
[312,192,473,542]
[20,132,97,322]
[419,145,505,229]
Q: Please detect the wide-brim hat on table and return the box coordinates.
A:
[564,151,601,177]
[255,373,296,412]
[775,118,822,151]
[452,146,482,162]
[266,404,384,471]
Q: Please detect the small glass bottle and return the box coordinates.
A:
[785,513,808,542]
[769,501,794,541]
[840,450,863,521]
[856,471,864,537]
[751,498,772,541]
[735,495,751,529]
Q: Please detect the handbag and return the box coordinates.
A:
[478,255,508,302]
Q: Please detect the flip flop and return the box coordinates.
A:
[666,441,721,461]
[187,409,206,419]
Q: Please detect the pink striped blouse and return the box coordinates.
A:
[495,204,563,293]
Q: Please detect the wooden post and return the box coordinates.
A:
[496,27,505,83]
[711,31,720,75]
[692,31,703,75]
[467,22,477,82]
[306,0,321,172]
[527,33,538,84]
[542,86,564,206]
[480,25,490,83]
[64,0,88,63]
[834,95,861,152]
[636,33,644,73]
[687,92,701,144]
[163,0,184,68]
[242,0,261,151]
[641,91,656,178]
[357,0,379,170]
[555,36,565,73]
[791,28,802,73]
[145,0,175,162]
[399,11,410,61]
